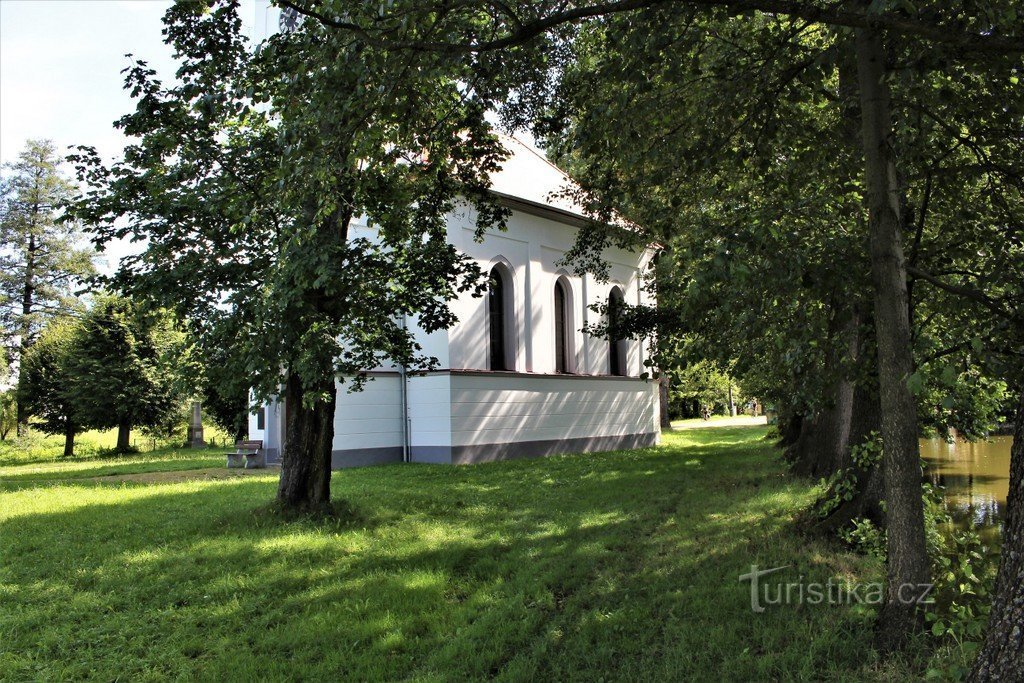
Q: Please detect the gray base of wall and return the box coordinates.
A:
[411,432,659,465]
[331,447,403,468]
[449,431,659,465]
[264,432,658,469]
[263,446,402,469]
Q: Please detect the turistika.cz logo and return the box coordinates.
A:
[738,565,934,613]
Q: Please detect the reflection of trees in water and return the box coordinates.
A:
[932,486,1005,540]
[921,436,1010,538]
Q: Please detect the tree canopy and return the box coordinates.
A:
[69,0,514,507]
[68,295,185,453]
[17,318,80,456]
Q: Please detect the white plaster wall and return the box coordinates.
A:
[337,205,654,378]
[333,376,404,451]
[247,410,265,443]
[253,189,660,460]
[408,313,451,369]
[449,374,659,447]
[446,205,653,377]
[449,226,530,371]
[332,221,452,372]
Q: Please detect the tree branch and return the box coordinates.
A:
[277,0,1024,55]
[905,265,1018,322]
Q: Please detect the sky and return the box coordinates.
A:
[0,0,260,269]
[2,0,176,165]
[0,0,537,270]
[0,0,530,169]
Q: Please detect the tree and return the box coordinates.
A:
[970,386,1024,679]
[667,360,737,418]
[198,322,252,442]
[0,390,18,441]
[68,295,181,453]
[68,0,1023,661]
[69,1,508,510]
[203,376,248,443]
[234,0,1019,665]
[534,7,888,497]
[17,318,80,456]
[0,139,96,432]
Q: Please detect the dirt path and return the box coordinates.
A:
[86,466,279,484]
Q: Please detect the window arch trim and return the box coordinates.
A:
[554,272,576,374]
[486,257,517,372]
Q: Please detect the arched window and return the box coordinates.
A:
[608,286,627,376]
[488,265,510,371]
[554,278,572,373]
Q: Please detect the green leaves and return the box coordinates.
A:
[17,318,80,439]
[66,295,186,436]
[907,371,926,395]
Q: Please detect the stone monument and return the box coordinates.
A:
[188,401,206,448]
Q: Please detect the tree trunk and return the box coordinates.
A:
[798,388,857,479]
[63,423,75,458]
[659,375,671,429]
[15,394,27,438]
[789,306,859,480]
[16,226,38,437]
[828,309,862,475]
[116,421,131,452]
[855,27,930,652]
[728,384,736,417]
[789,383,855,480]
[276,371,337,511]
[777,411,804,448]
[813,381,885,535]
[968,387,1024,680]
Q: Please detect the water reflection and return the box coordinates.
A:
[921,436,1012,541]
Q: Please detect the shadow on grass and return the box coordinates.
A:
[0,451,232,485]
[0,426,898,680]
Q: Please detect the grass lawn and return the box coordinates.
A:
[0,425,235,467]
[671,415,768,429]
[0,426,919,680]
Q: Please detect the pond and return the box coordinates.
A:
[921,435,1012,542]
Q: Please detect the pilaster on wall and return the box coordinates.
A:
[262,396,282,464]
[581,273,590,372]
[407,373,454,464]
[525,238,539,372]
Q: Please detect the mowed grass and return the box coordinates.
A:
[0,425,234,466]
[0,426,909,681]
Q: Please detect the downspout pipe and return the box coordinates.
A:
[399,314,411,463]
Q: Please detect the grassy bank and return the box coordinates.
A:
[0,426,913,680]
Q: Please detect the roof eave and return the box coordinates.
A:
[490,191,659,254]
[491,190,593,229]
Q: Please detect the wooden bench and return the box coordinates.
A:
[227,440,265,469]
